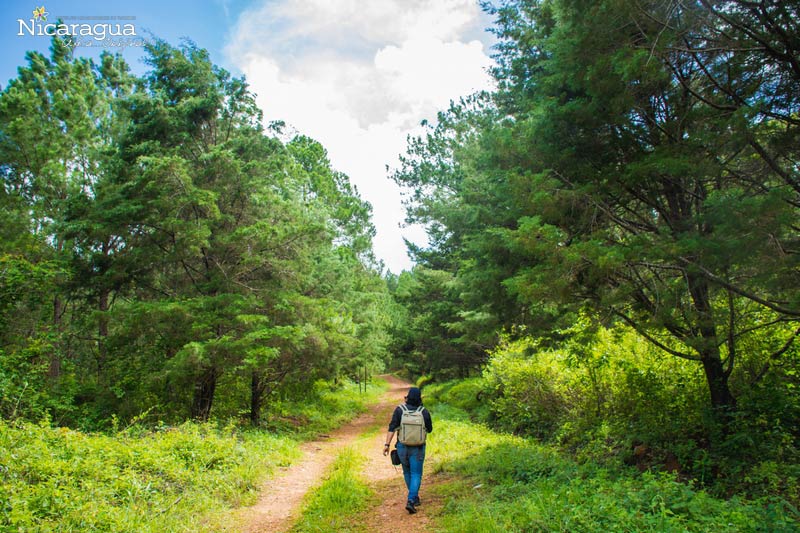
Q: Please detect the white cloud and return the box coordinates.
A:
[225,0,495,272]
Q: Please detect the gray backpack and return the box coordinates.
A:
[398,405,427,446]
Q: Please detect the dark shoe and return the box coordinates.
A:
[413,497,421,506]
[405,501,417,514]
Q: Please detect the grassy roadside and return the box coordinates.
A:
[0,379,385,532]
[281,378,800,532]
[266,379,387,440]
[289,383,393,533]
[423,399,800,532]
[290,447,373,533]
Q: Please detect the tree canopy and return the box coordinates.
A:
[392,0,800,420]
[0,38,392,425]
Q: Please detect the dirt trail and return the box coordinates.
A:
[356,385,443,533]
[234,374,440,533]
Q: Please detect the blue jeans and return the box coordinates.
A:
[396,442,425,503]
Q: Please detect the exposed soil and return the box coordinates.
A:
[355,376,444,533]
[233,374,443,533]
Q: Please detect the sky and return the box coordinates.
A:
[0,0,497,273]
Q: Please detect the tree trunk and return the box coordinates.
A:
[701,353,736,410]
[250,370,266,426]
[191,366,219,421]
[97,240,111,373]
[687,273,736,414]
[97,288,110,375]
[49,294,63,379]
[49,236,66,380]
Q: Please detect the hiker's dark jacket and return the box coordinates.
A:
[388,404,433,436]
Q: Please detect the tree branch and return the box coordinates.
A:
[612,309,701,361]
[678,256,800,317]
[724,288,736,377]
[752,325,800,384]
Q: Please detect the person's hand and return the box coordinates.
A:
[383,444,390,456]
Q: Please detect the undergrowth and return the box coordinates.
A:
[264,379,385,439]
[0,420,296,532]
[424,393,800,532]
[0,378,383,532]
[423,326,800,505]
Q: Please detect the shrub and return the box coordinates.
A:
[427,400,800,533]
[482,337,570,438]
[0,377,383,531]
[0,420,299,532]
[472,324,800,501]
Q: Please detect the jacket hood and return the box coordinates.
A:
[405,387,422,407]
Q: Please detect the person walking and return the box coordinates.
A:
[383,386,433,514]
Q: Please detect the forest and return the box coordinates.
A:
[1,0,799,531]
[0,36,393,427]
[390,0,800,500]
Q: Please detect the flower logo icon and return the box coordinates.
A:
[33,6,48,21]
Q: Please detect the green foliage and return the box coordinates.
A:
[291,447,372,533]
[415,374,433,389]
[0,36,391,428]
[394,0,800,423]
[438,323,800,501]
[427,399,800,533]
[389,267,492,379]
[0,344,52,421]
[0,376,381,531]
[264,379,386,439]
[390,0,800,504]
[0,420,299,532]
[423,377,488,420]
[482,336,571,438]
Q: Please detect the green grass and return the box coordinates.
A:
[291,447,373,533]
[265,379,386,439]
[0,378,386,532]
[425,402,800,533]
[0,420,299,532]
